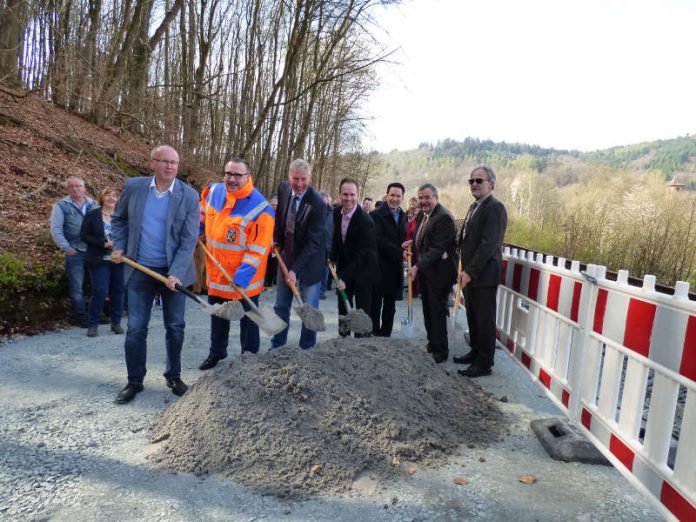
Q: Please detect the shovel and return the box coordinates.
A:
[198,240,287,336]
[274,248,326,332]
[448,256,464,340]
[327,262,372,335]
[119,255,244,321]
[400,245,417,336]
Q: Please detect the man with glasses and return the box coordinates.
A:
[271,159,326,350]
[404,183,457,363]
[455,165,507,378]
[198,158,274,370]
[110,145,200,403]
[50,177,97,327]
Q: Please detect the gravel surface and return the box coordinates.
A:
[0,290,661,521]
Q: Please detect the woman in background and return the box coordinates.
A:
[80,188,125,337]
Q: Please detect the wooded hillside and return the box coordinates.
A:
[369,136,696,286]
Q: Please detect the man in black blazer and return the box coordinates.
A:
[272,159,327,349]
[370,182,407,337]
[330,177,379,336]
[456,165,507,377]
[406,183,457,363]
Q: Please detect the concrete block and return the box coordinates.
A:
[530,417,610,465]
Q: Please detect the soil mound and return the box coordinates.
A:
[149,337,507,496]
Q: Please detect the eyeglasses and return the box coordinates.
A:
[224,172,248,181]
[468,178,488,185]
[153,159,179,166]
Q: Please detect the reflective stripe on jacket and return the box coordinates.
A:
[200,179,275,299]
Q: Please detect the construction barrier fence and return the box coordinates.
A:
[495,247,696,522]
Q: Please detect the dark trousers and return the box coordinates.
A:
[208,293,260,357]
[264,255,277,287]
[463,285,498,370]
[338,281,372,336]
[370,287,396,337]
[420,275,450,358]
[87,260,125,327]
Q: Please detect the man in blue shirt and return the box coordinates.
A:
[111,145,200,404]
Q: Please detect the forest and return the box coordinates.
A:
[0,0,395,194]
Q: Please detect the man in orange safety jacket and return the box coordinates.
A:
[198,157,275,370]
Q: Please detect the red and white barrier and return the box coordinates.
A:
[497,247,696,522]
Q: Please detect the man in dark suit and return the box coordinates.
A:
[271,159,327,349]
[370,182,407,337]
[111,145,200,403]
[329,177,379,336]
[406,183,457,363]
[455,165,507,377]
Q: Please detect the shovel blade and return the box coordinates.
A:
[246,306,287,336]
[295,304,325,332]
[207,300,245,321]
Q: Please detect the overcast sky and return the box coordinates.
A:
[362,0,696,152]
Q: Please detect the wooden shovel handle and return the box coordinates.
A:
[197,239,256,309]
[120,255,201,304]
[327,262,352,312]
[274,247,302,302]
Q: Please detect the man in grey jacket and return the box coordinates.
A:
[50,177,96,327]
[111,145,200,404]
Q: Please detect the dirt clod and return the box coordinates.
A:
[149,337,506,496]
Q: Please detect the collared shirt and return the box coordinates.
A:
[390,206,401,225]
[470,193,492,219]
[150,177,177,199]
[341,206,357,241]
[291,190,307,211]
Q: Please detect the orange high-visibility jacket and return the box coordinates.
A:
[200,178,275,300]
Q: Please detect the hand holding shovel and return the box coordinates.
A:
[401,244,417,335]
[275,248,325,332]
[327,262,372,335]
[118,255,244,321]
[198,240,287,335]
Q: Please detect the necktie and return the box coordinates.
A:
[286,195,299,235]
[462,202,478,239]
[416,213,429,251]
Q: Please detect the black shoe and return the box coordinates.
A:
[198,355,225,370]
[453,352,475,365]
[432,352,448,364]
[320,292,326,300]
[458,366,492,378]
[115,383,144,404]
[166,378,188,397]
[111,324,124,334]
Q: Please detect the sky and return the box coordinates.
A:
[362,0,696,152]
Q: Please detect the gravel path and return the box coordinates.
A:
[0,291,660,521]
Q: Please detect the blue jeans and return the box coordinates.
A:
[208,294,260,357]
[271,267,322,350]
[320,265,329,294]
[87,260,125,327]
[124,267,186,385]
[65,251,87,321]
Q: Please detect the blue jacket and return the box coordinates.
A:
[273,182,326,285]
[111,177,200,287]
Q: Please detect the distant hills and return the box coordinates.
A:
[372,134,696,199]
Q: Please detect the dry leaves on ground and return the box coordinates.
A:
[518,474,537,485]
[453,477,470,486]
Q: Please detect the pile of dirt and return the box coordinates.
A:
[149,337,507,497]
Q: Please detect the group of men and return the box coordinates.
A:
[51,144,507,404]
